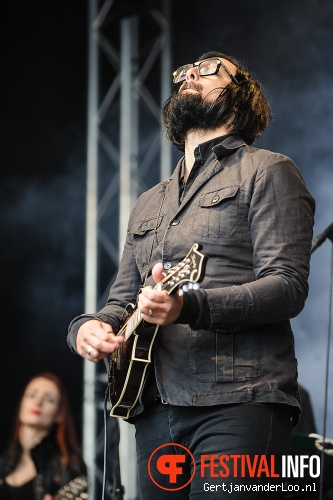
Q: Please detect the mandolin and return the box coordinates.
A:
[108,243,206,419]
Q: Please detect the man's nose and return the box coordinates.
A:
[185,66,199,81]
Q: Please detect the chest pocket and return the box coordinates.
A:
[189,185,239,239]
[128,215,163,272]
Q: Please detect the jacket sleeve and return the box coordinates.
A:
[67,179,170,353]
[179,156,315,331]
[67,230,142,353]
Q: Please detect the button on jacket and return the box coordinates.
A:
[68,135,315,419]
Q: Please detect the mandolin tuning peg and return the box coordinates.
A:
[188,283,193,290]
[178,288,184,296]
[182,284,189,293]
[193,283,200,290]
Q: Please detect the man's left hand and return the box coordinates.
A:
[138,263,184,325]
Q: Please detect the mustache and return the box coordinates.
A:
[179,82,203,93]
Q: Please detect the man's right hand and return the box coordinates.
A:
[76,320,124,363]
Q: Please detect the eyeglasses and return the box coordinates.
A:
[172,58,240,85]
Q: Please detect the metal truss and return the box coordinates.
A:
[84,0,172,498]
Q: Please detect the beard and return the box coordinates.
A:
[161,83,232,150]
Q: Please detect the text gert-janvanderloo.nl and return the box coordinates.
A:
[148,444,320,494]
[200,454,319,494]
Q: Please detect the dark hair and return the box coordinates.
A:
[8,372,84,469]
[163,51,272,147]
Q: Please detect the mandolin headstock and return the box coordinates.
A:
[160,243,206,295]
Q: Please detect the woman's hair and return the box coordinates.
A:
[8,372,83,468]
[162,50,273,148]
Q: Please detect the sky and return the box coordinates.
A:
[1,0,333,458]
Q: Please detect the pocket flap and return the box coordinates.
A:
[199,185,239,208]
[129,216,162,235]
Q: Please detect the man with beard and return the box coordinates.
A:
[68,52,315,498]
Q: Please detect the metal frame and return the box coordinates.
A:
[84,1,171,498]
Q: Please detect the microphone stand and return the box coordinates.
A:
[311,221,333,253]
[311,222,333,500]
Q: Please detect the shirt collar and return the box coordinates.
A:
[195,134,235,165]
[180,133,236,181]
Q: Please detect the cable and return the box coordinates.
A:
[102,386,109,500]
[319,243,333,500]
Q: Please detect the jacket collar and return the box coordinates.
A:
[211,134,246,161]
